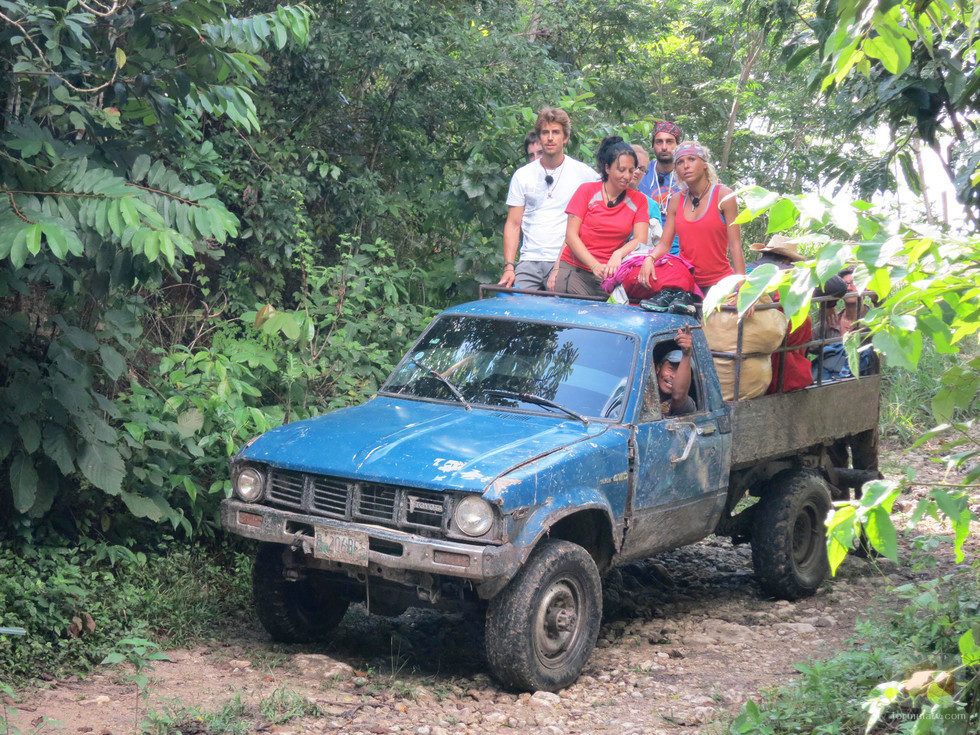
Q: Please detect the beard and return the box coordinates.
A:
[655,150,674,164]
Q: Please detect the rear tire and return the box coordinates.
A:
[485,539,602,692]
[751,471,832,600]
[252,543,349,643]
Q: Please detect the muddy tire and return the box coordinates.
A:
[252,543,349,643]
[485,539,602,692]
[751,471,832,600]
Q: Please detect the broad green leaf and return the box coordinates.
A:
[959,629,980,666]
[826,504,857,575]
[43,424,75,474]
[99,344,127,380]
[41,222,68,258]
[62,325,99,352]
[815,241,848,283]
[867,267,891,301]
[862,35,900,73]
[19,419,41,453]
[131,155,151,183]
[738,186,780,216]
[177,408,204,437]
[865,507,898,562]
[120,491,165,521]
[144,231,160,262]
[30,460,59,518]
[78,441,125,495]
[9,453,38,513]
[778,266,817,330]
[701,273,744,317]
[931,489,971,563]
[25,223,42,255]
[115,47,126,69]
[858,479,900,512]
[766,198,799,233]
[737,263,781,315]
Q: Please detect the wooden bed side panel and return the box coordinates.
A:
[730,375,882,468]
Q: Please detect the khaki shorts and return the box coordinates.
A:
[555,261,606,299]
[513,260,555,291]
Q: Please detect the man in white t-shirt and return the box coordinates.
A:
[498,107,600,291]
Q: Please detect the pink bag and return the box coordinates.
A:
[601,254,701,302]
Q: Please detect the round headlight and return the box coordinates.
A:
[235,467,264,502]
[454,496,494,537]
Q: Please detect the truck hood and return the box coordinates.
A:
[238,396,607,491]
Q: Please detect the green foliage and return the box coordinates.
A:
[0,0,311,532]
[0,541,251,683]
[731,566,980,734]
[795,0,980,222]
[101,636,169,693]
[144,686,322,734]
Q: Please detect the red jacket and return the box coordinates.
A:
[768,294,813,394]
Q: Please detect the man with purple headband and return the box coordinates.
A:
[637,120,682,255]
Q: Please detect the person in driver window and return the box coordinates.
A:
[647,328,695,417]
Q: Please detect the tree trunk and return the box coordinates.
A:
[913,140,935,226]
[720,35,764,174]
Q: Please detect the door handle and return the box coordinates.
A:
[668,422,716,463]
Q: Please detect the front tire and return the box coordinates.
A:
[252,543,349,643]
[485,539,602,692]
[751,471,832,600]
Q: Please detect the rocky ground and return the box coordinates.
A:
[8,438,978,734]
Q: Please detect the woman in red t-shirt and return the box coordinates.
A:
[555,137,649,299]
[637,142,745,292]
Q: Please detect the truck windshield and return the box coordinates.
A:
[382,315,636,420]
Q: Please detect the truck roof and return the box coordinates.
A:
[444,293,694,335]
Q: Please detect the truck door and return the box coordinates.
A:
[620,330,731,560]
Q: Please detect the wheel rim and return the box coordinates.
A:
[792,501,820,566]
[532,577,584,669]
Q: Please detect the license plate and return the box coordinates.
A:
[313,527,369,566]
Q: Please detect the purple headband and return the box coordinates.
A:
[674,142,708,162]
[654,120,682,143]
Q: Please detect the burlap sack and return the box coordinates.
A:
[703,293,788,354]
[713,355,772,401]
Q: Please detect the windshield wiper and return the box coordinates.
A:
[409,359,471,410]
[484,389,589,425]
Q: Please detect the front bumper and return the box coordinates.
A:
[221,499,521,585]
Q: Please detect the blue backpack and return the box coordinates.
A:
[812,343,873,381]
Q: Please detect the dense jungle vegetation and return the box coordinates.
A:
[1,0,978,730]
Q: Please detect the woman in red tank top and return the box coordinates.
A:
[637,142,746,291]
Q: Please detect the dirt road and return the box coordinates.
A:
[10,440,976,734]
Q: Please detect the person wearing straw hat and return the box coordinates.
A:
[747,235,806,270]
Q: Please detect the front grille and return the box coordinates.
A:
[262,470,447,533]
[268,470,305,507]
[311,475,348,518]
[357,483,398,521]
[406,490,445,529]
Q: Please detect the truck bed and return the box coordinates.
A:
[729,374,882,469]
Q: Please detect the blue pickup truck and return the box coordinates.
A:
[221,292,881,691]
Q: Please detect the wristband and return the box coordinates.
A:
[504,261,516,267]
[503,263,515,271]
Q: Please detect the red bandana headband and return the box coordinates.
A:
[654,120,682,143]
[673,142,708,162]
